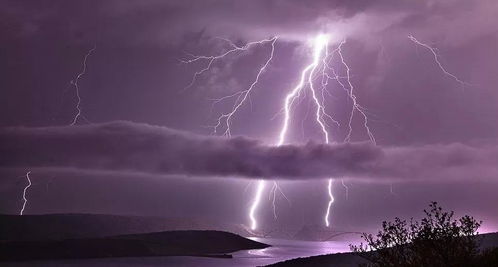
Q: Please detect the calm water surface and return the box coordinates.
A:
[5,237,353,267]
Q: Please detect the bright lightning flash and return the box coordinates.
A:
[184,34,375,231]
[70,45,96,125]
[181,36,280,230]
[20,171,32,215]
[274,34,338,228]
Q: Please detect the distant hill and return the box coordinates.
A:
[0,213,252,241]
[0,230,270,262]
[0,214,380,242]
[292,224,363,242]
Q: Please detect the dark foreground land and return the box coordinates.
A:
[0,213,269,262]
[268,232,498,266]
[0,230,269,261]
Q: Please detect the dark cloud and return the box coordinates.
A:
[1,121,497,182]
[2,0,495,46]
[0,0,497,232]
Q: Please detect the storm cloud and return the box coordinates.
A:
[2,0,496,46]
[1,121,497,182]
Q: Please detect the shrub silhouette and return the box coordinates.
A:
[350,202,484,267]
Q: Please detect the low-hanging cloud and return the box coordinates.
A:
[1,121,497,182]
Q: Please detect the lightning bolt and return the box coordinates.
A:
[211,37,277,136]
[182,36,278,230]
[311,36,376,227]
[17,46,96,216]
[408,35,469,87]
[181,37,277,95]
[324,179,334,226]
[341,179,349,200]
[184,34,375,231]
[20,171,32,215]
[390,183,397,196]
[249,180,265,230]
[70,45,96,126]
[269,181,291,220]
[335,40,376,144]
[260,34,339,230]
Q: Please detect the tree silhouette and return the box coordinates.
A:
[350,202,484,267]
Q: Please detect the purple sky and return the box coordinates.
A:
[1,0,497,233]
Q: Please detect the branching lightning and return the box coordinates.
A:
[184,34,375,231]
[20,171,32,216]
[306,36,376,227]
[182,36,280,230]
[181,37,277,95]
[408,35,469,87]
[269,181,291,220]
[334,40,376,144]
[70,45,96,126]
[212,37,277,136]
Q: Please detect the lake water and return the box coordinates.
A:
[4,238,353,267]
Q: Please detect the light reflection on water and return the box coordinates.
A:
[4,237,354,267]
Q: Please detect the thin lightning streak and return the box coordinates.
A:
[319,38,376,227]
[20,171,32,216]
[268,181,291,220]
[269,182,278,219]
[181,37,277,93]
[209,37,278,230]
[276,183,291,205]
[389,183,397,196]
[408,35,469,87]
[243,180,254,194]
[336,40,376,145]
[212,37,277,136]
[183,37,278,231]
[341,179,349,200]
[70,45,96,126]
[300,99,312,140]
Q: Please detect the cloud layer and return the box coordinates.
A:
[2,0,496,46]
[1,121,497,182]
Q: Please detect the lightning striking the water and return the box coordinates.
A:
[325,179,334,226]
[408,35,469,87]
[301,35,376,227]
[184,34,375,231]
[182,36,279,230]
[20,171,32,216]
[70,45,96,126]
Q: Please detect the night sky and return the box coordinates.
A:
[1,0,497,233]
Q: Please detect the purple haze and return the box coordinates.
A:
[0,0,497,233]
